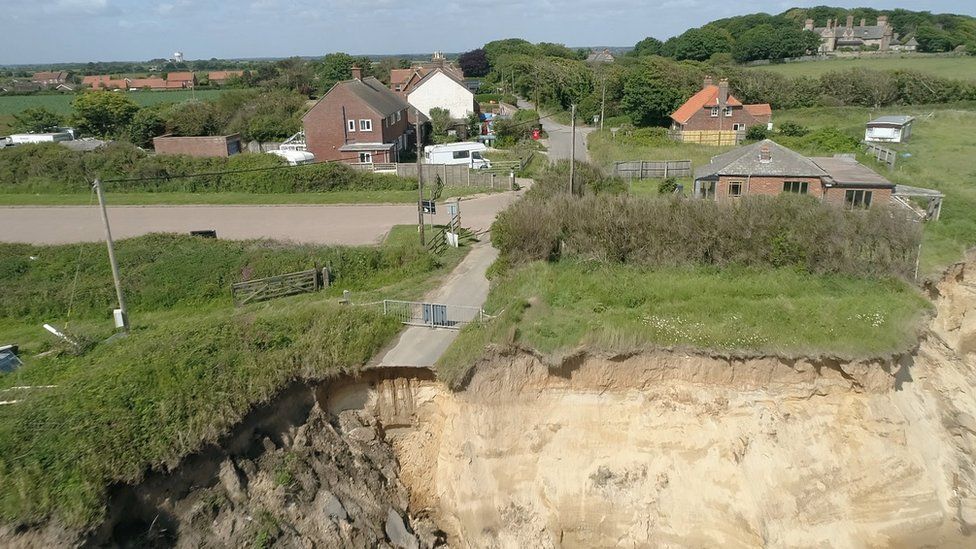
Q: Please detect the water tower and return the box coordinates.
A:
[173,51,184,64]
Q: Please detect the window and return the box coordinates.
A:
[452,150,470,159]
[710,107,719,117]
[395,111,401,123]
[845,189,873,210]
[700,181,716,200]
[729,181,743,198]
[783,181,809,194]
[347,119,356,132]
[725,107,733,117]
[359,119,372,131]
[359,152,373,164]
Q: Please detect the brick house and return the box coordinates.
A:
[671,77,771,146]
[82,75,130,90]
[207,71,244,86]
[166,72,196,89]
[302,69,411,164]
[129,77,168,90]
[693,140,894,210]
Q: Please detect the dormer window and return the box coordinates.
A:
[710,107,719,117]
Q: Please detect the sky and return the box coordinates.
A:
[1,0,975,65]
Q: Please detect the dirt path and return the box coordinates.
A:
[0,191,521,246]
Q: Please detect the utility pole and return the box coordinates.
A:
[569,103,577,195]
[600,75,607,132]
[415,108,425,246]
[92,179,129,332]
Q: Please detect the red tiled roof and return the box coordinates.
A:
[32,71,67,82]
[744,103,772,118]
[208,70,243,81]
[82,75,129,89]
[167,71,195,82]
[165,80,187,89]
[129,78,167,89]
[670,85,743,125]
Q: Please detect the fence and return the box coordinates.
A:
[382,300,484,329]
[352,162,513,189]
[669,129,745,147]
[865,142,897,169]
[613,160,692,180]
[231,268,327,306]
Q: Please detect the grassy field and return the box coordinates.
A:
[437,260,930,387]
[747,55,976,81]
[0,89,227,116]
[588,102,976,275]
[0,226,474,527]
[0,186,497,206]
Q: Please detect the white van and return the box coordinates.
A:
[424,142,491,169]
[268,149,315,166]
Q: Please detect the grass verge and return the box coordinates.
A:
[0,187,498,206]
[437,261,930,387]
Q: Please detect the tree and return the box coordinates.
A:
[631,37,664,57]
[127,108,166,148]
[458,48,490,77]
[164,100,221,136]
[317,52,371,91]
[621,58,703,126]
[12,107,64,133]
[429,107,453,137]
[670,27,733,61]
[72,92,139,138]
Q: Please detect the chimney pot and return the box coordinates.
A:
[703,75,713,88]
[351,66,362,81]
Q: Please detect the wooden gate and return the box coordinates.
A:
[231,268,324,306]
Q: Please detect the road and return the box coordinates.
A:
[0,191,522,246]
[518,99,595,163]
[373,240,498,368]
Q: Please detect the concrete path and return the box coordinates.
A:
[0,192,521,246]
[373,240,498,368]
[518,99,595,163]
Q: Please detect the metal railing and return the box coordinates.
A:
[382,300,485,329]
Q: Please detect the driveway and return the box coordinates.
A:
[0,191,521,246]
[517,99,595,163]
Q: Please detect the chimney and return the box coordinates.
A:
[759,144,772,164]
[804,19,814,31]
[860,18,866,28]
[703,75,713,88]
[877,15,888,27]
[351,66,362,81]
[718,78,729,107]
[846,15,854,29]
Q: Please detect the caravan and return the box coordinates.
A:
[424,142,491,169]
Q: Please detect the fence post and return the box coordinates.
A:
[664,162,669,179]
[383,300,388,315]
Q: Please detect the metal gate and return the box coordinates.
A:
[382,300,484,329]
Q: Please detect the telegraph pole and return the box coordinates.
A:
[569,103,577,195]
[415,108,425,246]
[93,179,129,332]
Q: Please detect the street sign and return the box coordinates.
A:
[421,200,436,214]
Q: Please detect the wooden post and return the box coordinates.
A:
[664,162,669,179]
[569,103,576,194]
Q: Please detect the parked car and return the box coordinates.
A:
[424,142,491,169]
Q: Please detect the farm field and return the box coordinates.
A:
[747,55,976,81]
[0,89,227,115]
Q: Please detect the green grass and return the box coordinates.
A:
[0,226,474,527]
[770,103,976,274]
[0,186,497,206]
[747,55,976,81]
[0,89,228,116]
[437,261,930,387]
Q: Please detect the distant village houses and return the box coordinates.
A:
[805,15,918,53]
[586,49,615,64]
[31,71,68,87]
[81,71,242,91]
[670,77,772,146]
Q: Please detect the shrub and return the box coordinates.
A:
[745,125,769,141]
[492,193,921,278]
[658,177,678,194]
[778,121,809,137]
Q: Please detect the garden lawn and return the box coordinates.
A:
[437,261,930,387]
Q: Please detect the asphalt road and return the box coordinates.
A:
[0,191,522,246]
[518,99,595,163]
